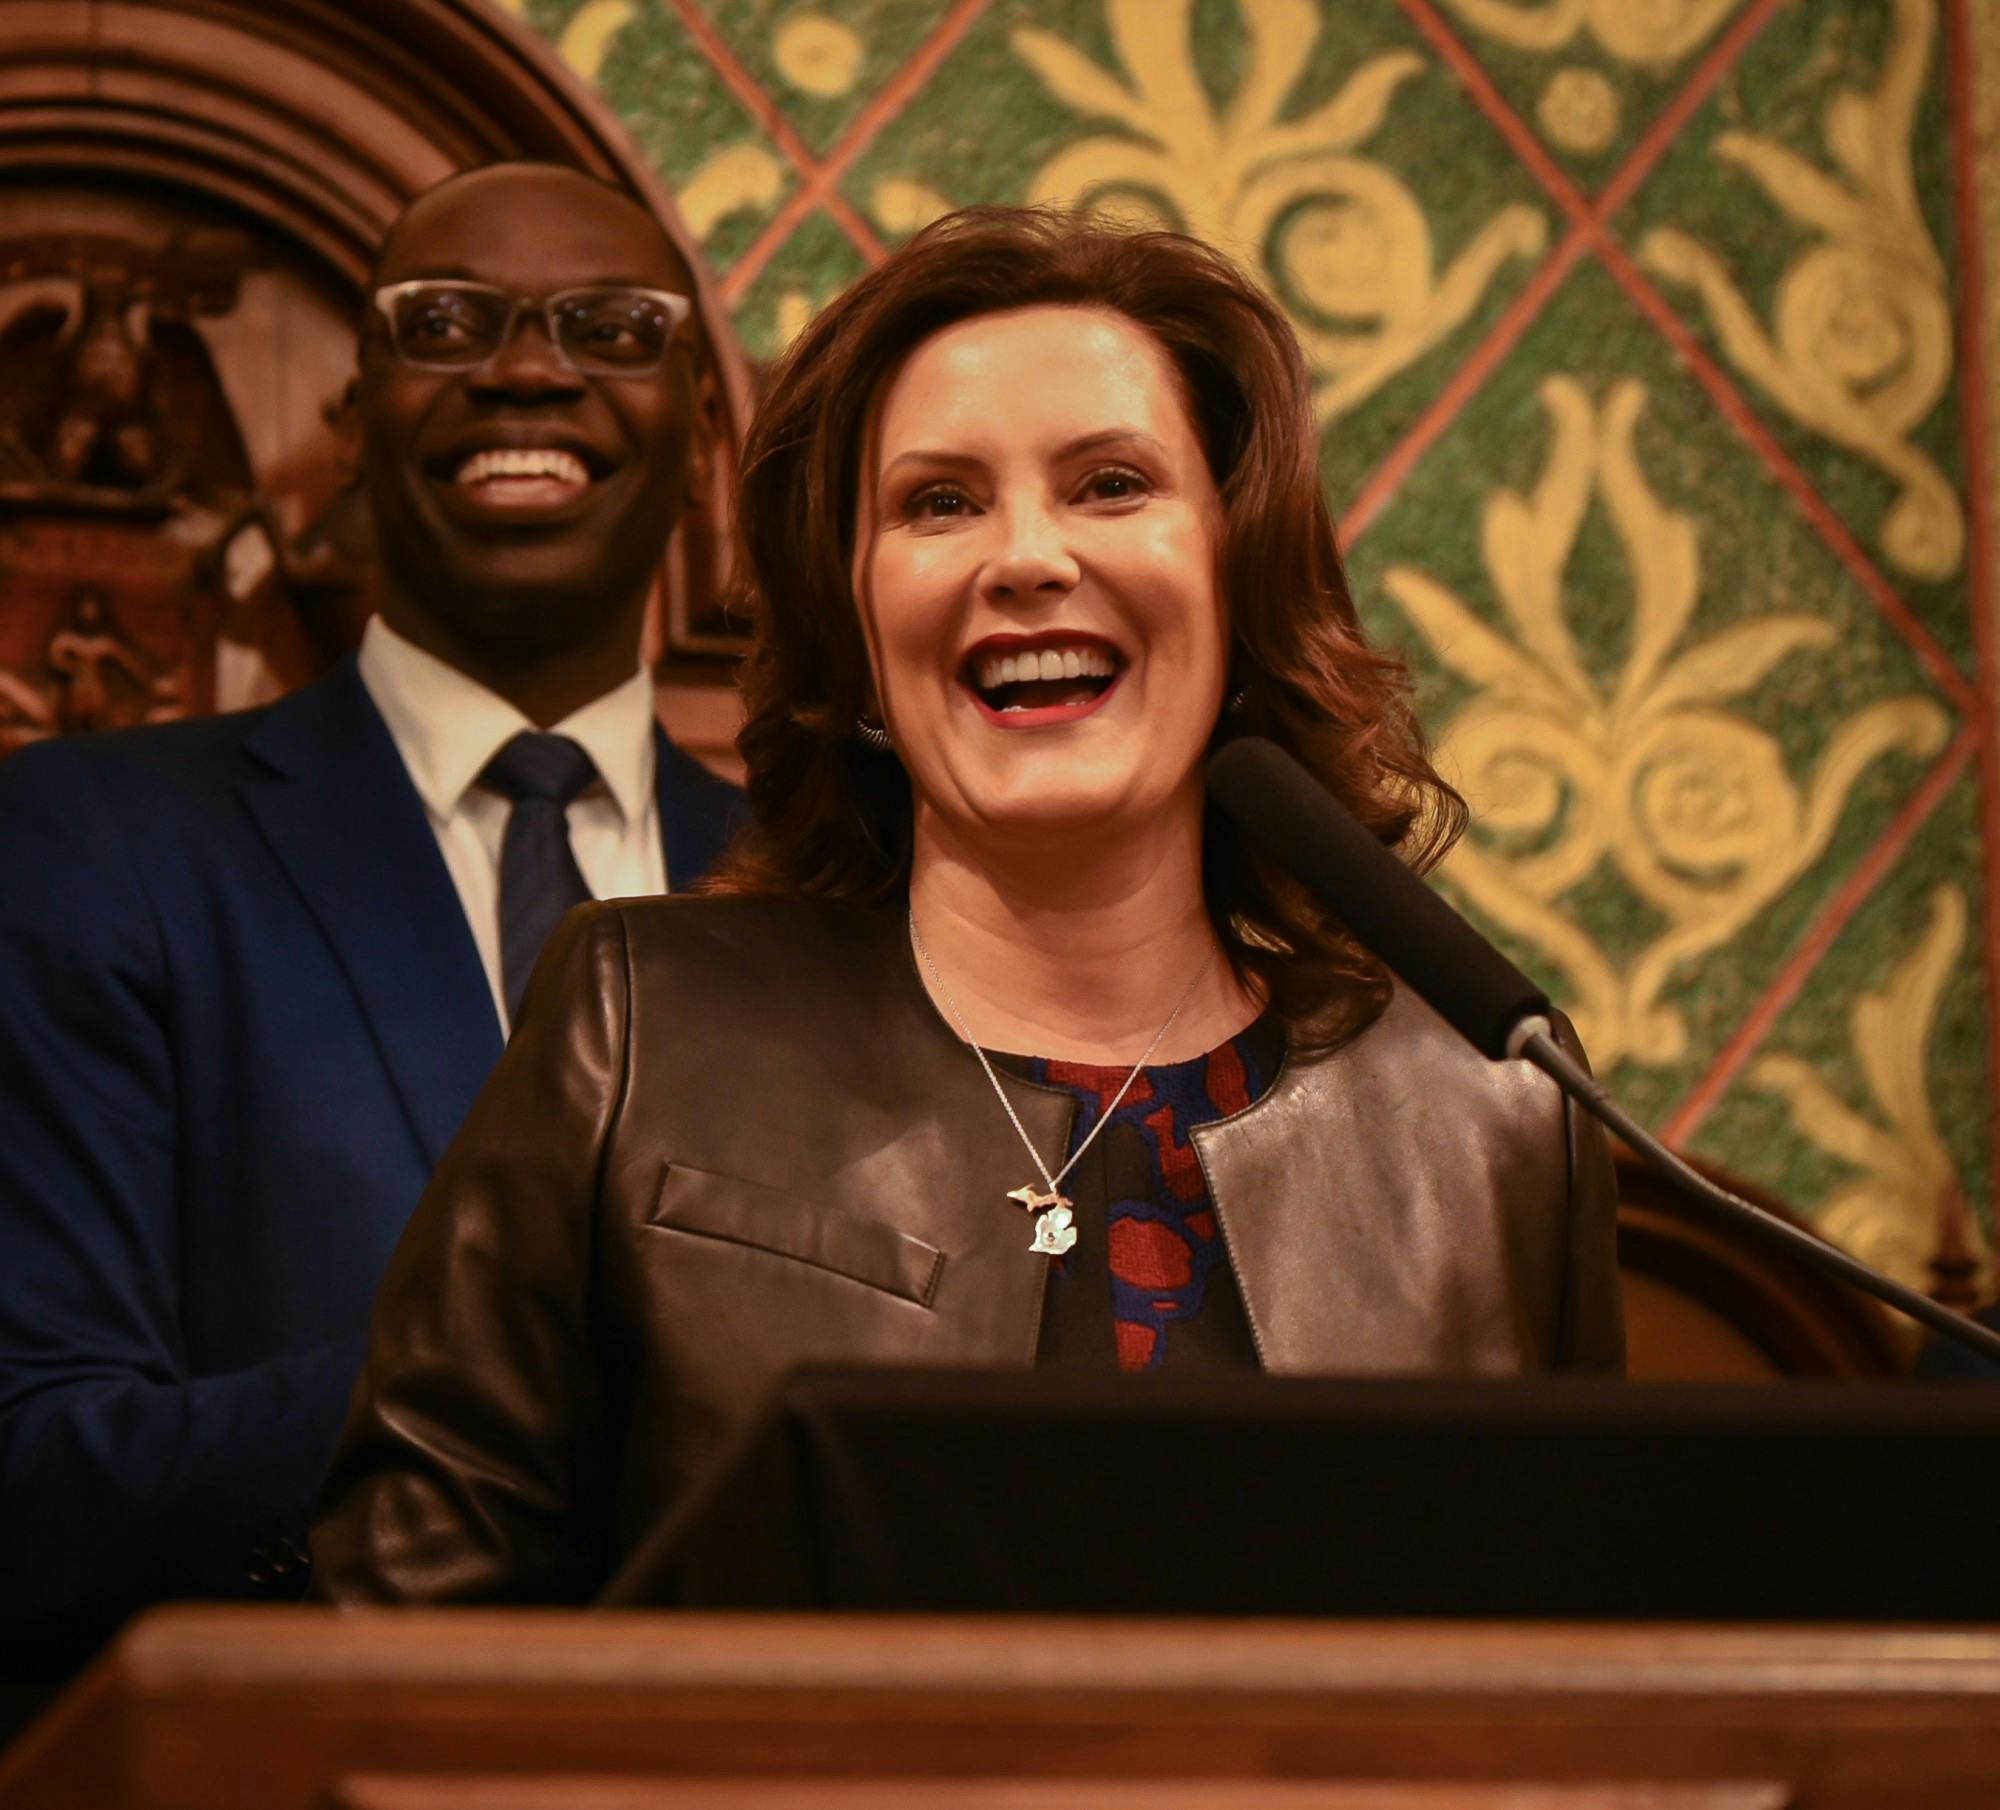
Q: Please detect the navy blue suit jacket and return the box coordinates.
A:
[0,658,744,1652]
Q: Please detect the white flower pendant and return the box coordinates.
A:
[1031,1204,1077,1257]
[1006,1184,1076,1257]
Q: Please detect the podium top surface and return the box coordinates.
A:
[9,1611,2000,1810]
[104,1605,2000,1697]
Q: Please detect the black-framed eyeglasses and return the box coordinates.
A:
[372,280,694,374]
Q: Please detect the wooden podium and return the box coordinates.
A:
[3,1609,1998,1809]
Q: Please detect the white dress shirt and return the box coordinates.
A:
[357,614,667,1034]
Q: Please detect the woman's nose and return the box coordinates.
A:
[980,502,1080,602]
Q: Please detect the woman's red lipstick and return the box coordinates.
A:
[960,631,1124,729]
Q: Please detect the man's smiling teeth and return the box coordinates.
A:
[975,644,1117,690]
[455,448,590,488]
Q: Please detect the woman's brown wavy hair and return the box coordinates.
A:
[711,205,1464,1050]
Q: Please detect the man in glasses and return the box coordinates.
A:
[0,163,745,1666]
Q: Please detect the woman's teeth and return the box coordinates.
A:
[971,643,1120,713]
[975,645,1117,690]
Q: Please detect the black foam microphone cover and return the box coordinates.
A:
[1207,737,1548,1060]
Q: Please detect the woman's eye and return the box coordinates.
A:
[905,486,974,521]
[1079,466,1149,503]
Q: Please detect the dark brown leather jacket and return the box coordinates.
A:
[310,896,1622,1604]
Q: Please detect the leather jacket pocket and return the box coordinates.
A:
[647,1163,945,1308]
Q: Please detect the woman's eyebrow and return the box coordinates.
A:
[880,429,1167,483]
[879,449,985,484]
[1054,428,1168,461]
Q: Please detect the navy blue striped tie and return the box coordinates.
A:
[478,731,598,1026]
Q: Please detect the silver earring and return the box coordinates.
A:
[1226,686,1250,714]
[854,717,894,753]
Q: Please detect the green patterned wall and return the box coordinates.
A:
[504,0,1997,1308]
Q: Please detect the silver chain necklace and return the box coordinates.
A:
[909,909,1215,1258]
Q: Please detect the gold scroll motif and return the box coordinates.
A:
[1011,0,1547,423]
[556,1,635,79]
[490,0,634,81]
[680,145,791,244]
[1435,0,1739,67]
[1437,0,1739,153]
[1640,0,1961,581]
[1750,886,1986,1299]
[1385,376,1949,1070]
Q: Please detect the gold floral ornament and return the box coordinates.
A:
[1639,0,1960,581]
[1385,376,1949,1069]
[490,0,635,83]
[554,1,635,81]
[679,145,790,244]
[1536,67,1622,157]
[1011,0,1546,423]
[1438,0,1737,155]
[774,13,865,98]
[870,177,956,238]
[1436,0,1739,68]
[1749,886,1986,1300]
[675,144,821,350]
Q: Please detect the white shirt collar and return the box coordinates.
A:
[357,614,657,828]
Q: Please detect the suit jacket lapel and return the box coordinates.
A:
[240,659,504,1170]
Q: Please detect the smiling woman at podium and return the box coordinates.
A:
[310,207,1622,1605]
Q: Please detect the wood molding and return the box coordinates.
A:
[331,1781,1794,1810]
[4,1611,1995,1809]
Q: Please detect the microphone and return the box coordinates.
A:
[1208,736,2000,1367]
[1208,733,1548,1060]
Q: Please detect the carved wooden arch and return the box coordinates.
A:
[0,0,748,752]
[1615,1151,1910,1380]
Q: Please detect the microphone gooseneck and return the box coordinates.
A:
[1515,1022,2000,1363]
[1207,738,1548,1060]
[1206,737,2000,1368]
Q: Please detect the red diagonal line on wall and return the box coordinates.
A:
[668,0,823,189]
[1592,0,1785,221]
[1944,0,2000,1224]
[1375,0,1992,1163]
[1394,0,1598,216]
[1660,728,1977,1147]
[1389,0,1977,709]
[1376,0,1983,1095]
[676,0,992,305]
[1383,0,1973,703]
[1339,237,1589,545]
[1346,0,1785,544]
[668,0,888,282]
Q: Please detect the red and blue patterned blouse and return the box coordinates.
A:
[997,1016,1284,1372]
